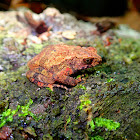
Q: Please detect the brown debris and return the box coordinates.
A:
[95,20,116,34]
[10,0,46,14]
[24,11,48,34]
[0,126,12,140]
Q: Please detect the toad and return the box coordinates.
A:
[26,44,102,90]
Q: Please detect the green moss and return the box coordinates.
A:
[94,117,120,131]
[0,72,7,86]
[43,133,53,140]
[0,100,8,113]
[88,120,95,130]
[106,78,115,83]
[91,135,104,140]
[66,116,71,125]
[23,41,58,55]
[78,93,92,110]
[87,117,120,140]
[0,105,20,128]
[23,43,44,55]
[107,38,140,65]
[1,15,140,139]
[0,66,27,92]
[76,85,87,90]
[0,99,40,128]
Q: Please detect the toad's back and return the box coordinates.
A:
[27,44,98,70]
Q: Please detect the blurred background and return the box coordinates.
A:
[0,0,139,15]
[0,0,140,30]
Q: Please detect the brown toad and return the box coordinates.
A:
[26,44,102,90]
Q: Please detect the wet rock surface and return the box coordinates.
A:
[0,7,140,140]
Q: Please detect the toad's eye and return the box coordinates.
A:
[83,58,93,64]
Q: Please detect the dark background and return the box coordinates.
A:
[46,0,128,16]
[0,0,128,16]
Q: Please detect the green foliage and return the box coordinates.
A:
[18,99,41,120]
[91,135,104,140]
[87,117,120,140]
[94,117,120,131]
[76,84,87,90]
[78,93,91,110]
[106,78,114,83]
[78,94,120,139]
[0,105,20,128]
[46,87,54,93]
[88,120,95,130]
[0,99,40,128]
[66,116,71,125]
[79,100,91,110]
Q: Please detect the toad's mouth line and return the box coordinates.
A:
[70,66,96,78]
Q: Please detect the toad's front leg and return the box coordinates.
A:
[54,67,82,86]
[55,74,82,87]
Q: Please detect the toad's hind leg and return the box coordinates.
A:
[26,70,54,89]
[52,84,70,91]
